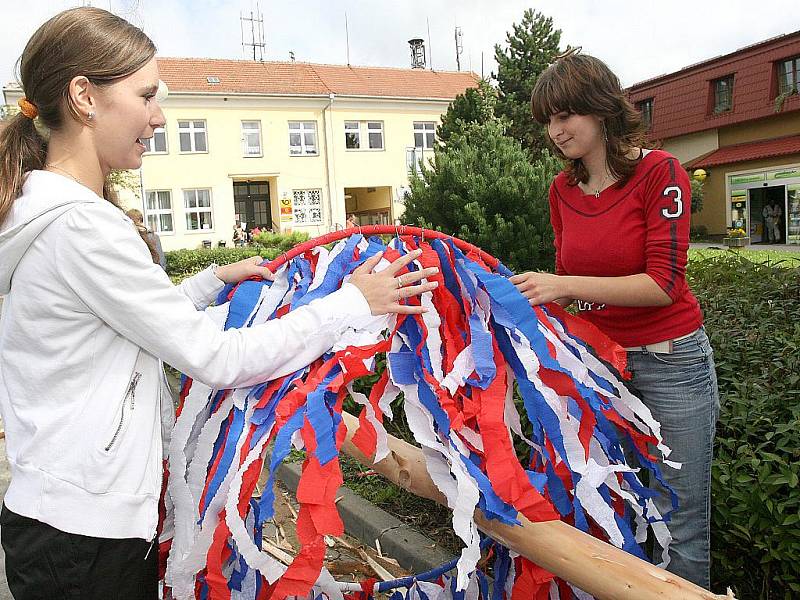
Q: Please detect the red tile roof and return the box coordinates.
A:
[156,57,479,100]
[685,135,800,169]
[628,31,800,140]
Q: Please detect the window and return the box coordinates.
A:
[344,121,384,150]
[288,121,318,155]
[292,189,323,225]
[367,122,384,149]
[777,56,800,96]
[241,121,262,156]
[413,122,436,149]
[183,189,213,231]
[637,99,653,131]
[344,121,360,149]
[142,127,167,154]
[713,76,734,114]
[178,120,208,152]
[145,190,173,233]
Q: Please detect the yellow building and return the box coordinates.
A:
[9,58,473,251]
[3,59,476,250]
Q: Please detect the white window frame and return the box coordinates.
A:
[344,121,361,149]
[144,190,174,234]
[292,189,323,225]
[413,121,436,149]
[288,121,318,156]
[366,121,384,150]
[183,188,214,232]
[344,121,384,151]
[178,120,209,153]
[241,120,262,157]
[142,127,168,154]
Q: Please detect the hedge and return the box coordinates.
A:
[165,232,309,280]
[689,255,800,598]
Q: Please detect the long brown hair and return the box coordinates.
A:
[530,51,646,186]
[0,7,159,261]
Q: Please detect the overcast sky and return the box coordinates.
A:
[2,1,799,92]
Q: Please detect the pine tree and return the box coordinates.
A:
[437,80,499,143]
[493,9,563,156]
[403,121,561,273]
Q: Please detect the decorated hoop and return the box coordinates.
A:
[161,228,729,600]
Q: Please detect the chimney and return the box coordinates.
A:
[408,38,426,69]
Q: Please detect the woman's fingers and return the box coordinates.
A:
[399,266,439,285]
[385,248,423,275]
[393,281,439,314]
[398,281,438,300]
[352,251,384,275]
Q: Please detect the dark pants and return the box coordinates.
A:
[0,504,158,600]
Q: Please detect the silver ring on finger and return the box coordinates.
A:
[396,275,403,288]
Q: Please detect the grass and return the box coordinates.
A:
[688,247,800,267]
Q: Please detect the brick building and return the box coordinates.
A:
[629,31,800,244]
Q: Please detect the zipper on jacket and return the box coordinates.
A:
[104,372,141,452]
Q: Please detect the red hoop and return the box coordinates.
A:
[264,225,501,271]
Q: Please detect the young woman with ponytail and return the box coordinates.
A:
[0,8,438,599]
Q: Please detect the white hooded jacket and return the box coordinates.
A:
[0,170,370,540]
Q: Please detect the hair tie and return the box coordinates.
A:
[17,97,38,120]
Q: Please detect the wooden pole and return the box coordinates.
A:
[339,411,734,600]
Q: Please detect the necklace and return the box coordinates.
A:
[592,172,611,198]
[45,163,86,188]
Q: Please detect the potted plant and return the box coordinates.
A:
[723,227,750,248]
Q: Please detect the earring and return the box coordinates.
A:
[602,121,608,144]
[87,111,95,121]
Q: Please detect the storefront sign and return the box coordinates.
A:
[767,168,800,181]
[729,173,765,185]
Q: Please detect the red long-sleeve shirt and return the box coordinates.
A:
[549,149,703,348]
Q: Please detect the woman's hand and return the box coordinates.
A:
[214,256,275,284]
[349,249,439,315]
[510,271,567,305]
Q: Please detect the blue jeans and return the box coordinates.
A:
[626,326,720,590]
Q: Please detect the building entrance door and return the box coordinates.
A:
[748,185,786,244]
[233,181,272,233]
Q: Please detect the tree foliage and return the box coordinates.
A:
[437,80,499,143]
[493,9,563,155]
[403,121,561,273]
[690,178,704,214]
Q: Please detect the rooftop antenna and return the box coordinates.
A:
[408,38,426,69]
[427,17,433,70]
[345,12,351,66]
[240,1,266,62]
[454,26,463,71]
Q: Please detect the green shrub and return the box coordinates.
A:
[251,231,309,253]
[166,232,309,280]
[165,247,279,281]
[688,255,800,598]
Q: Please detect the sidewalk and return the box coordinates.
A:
[690,241,800,252]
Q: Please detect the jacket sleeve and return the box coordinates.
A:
[642,156,692,303]
[175,266,225,310]
[53,203,372,390]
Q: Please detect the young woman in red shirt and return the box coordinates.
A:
[513,50,720,590]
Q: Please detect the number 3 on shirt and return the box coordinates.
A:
[661,186,683,219]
